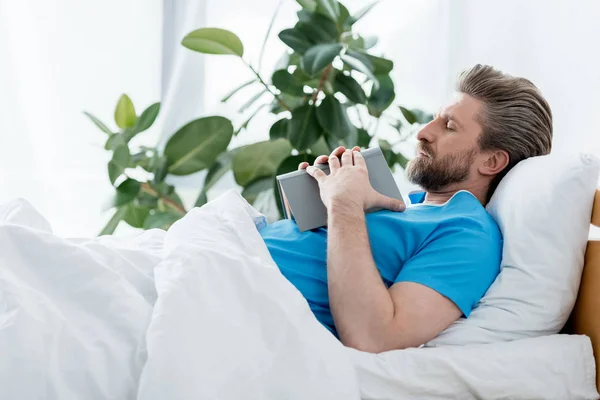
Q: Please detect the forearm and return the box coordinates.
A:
[327,202,395,351]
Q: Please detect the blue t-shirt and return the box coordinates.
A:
[258,190,502,336]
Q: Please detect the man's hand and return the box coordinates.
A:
[298,146,405,213]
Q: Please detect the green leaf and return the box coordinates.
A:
[348,0,380,25]
[293,66,314,83]
[181,27,244,56]
[232,139,292,186]
[399,107,434,125]
[396,152,410,169]
[302,43,343,76]
[378,139,396,168]
[309,135,331,155]
[137,191,159,208]
[123,203,151,228]
[238,89,267,113]
[143,211,182,230]
[108,145,131,184]
[242,177,274,204]
[203,149,238,193]
[270,118,289,140]
[270,93,307,114]
[272,69,305,96]
[113,179,141,208]
[288,104,322,150]
[363,36,378,50]
[323,131,341,149]
[341,126,359,147]
[165,116,233,176]
[357,128,371,148]
[342,34,365,50]
[341,52,379,89]
[105,134,125,151]
[278,28,312,54]
[114,94,136,129]
[99,207,126,236]
[195,191,208,208]
[367,74,395,117]
[296,0,317,12]
[338,3,352,29]
[277,153,318,176]
[131,151,152,171]
[316,0,340,21]
[130,102,161,135]
[221,78,258,102]
[153,156,168,184]
[296,15,337,44]
[366,54,394,75]
[400,106,417,124]
[334,73,367,104]
[83,112,113,134]
[316,95,356,139]
[150,181,175,197]
[289,52,302,66]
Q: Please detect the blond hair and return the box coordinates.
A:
[457,65,553,200]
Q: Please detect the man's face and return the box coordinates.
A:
[406,93,484,192]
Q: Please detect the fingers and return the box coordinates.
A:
[330,146,346,159]
[297,146,350,171]
[353,149,366,169]
[306,165,326,182]
[341,149,353,167]
[314,155,329,165]
[329,153,341,172]
[376,193,406,212]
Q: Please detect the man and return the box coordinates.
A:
[258,64,553,353]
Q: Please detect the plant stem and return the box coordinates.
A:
[312,64,334,104]
[242,59,291,112]
[140,183,186,214]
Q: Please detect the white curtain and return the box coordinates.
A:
[0,0,162,237]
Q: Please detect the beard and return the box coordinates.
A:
[406,144,477,192]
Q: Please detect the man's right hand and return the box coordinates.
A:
[297,146,361,171]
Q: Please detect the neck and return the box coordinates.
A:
[423,180,489,205]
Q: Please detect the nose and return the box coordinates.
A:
[415,120,436,143]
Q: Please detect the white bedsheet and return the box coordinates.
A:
[0,191,597,399]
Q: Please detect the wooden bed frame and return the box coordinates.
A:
[566,189,600,391]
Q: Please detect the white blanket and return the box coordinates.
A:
[0,191,597,399]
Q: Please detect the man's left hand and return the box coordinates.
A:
[301,146,406,213]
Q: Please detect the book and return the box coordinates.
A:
[275,146,404,232]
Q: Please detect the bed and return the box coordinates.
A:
[567,189,600,392]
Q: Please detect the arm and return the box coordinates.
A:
[304,147,461,353]
[327,202,461,352]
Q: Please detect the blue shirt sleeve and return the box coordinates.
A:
[394,227,502,317]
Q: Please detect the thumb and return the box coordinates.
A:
[374,192,406,212]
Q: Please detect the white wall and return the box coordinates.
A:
[0,0,162,237]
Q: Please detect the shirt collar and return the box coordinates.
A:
[408,191,427,205]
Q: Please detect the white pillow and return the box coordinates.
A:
[428,153,600,346]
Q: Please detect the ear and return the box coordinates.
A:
[478,150,510,176]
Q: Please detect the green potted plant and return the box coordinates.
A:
[85,0,432,235]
